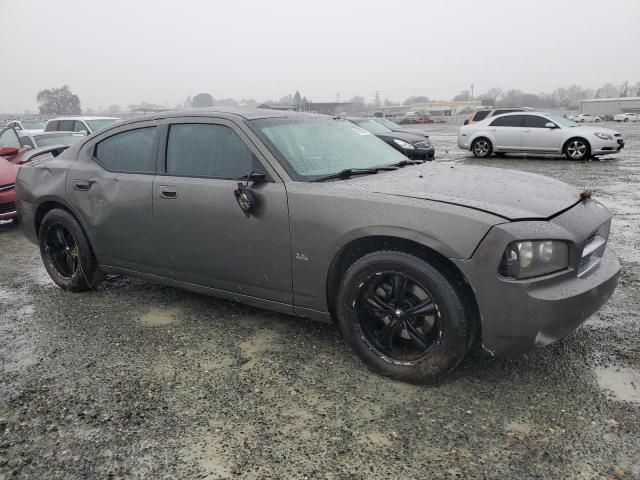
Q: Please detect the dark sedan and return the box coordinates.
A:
[373,117,429,137]
[348,117,435,160]
[16,109,619,383]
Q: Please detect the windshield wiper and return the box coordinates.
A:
[390,159,424,167]
[312,168,381,182]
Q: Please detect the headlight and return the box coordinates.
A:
[499,240,569,279]
[594,132,612,140]
[393,139,415,150]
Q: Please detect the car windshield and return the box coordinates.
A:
[546,114,578,127]
[353,119,393,135]
[376,118,401,129]
[21,121,44,129]
[86,119,119,131]
[250,117,408,181]
[34,134,84,147]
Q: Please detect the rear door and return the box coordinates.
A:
[152,118,293,305]
[66,122,159,271]
[488,115,525,151]
[521,115,564,153]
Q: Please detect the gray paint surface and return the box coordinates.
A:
[16,109,620,354]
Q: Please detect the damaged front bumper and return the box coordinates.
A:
[453,200,621,355]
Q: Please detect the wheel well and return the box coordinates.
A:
[471,136,492,148]
[34,201,75,236]
[326,236,481,338]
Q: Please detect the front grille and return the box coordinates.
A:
[0,183,15,193]
[578,221,610,277]
[0,202,16,215]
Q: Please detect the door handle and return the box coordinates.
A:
[160,186,178,199]
[523,129,531,132]
[73,180,94,191]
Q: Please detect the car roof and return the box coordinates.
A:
[112,108,328,126]
[46,116,120,121]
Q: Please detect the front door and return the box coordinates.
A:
[152,119,293,305]
[488,114,525,151]
[0,127,31,162]
[66,123,159,271]
[521,115,564,153]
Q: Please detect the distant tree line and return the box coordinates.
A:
[32,81,640,116]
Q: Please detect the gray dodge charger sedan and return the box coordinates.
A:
[16,109,620,383]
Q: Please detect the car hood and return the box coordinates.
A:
[394,127,428,138]
[0,157,18,184]
[376,131,427,144]
[348,163,581,220]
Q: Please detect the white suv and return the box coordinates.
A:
[458,112,624,161]
[44,116,120,135]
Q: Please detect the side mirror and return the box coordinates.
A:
[78,130,88,136]
[0,146,19,157]
[545,122,556,129]
[233,171,266,217]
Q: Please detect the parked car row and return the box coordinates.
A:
[0,116,120,222]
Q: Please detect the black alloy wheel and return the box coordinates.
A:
[356,272,442,362]
[43,223,80,278]
[39,208,102,291]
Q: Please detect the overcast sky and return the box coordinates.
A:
[2,0,639,112]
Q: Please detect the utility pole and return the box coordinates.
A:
[470,84,474,100]
[375,90,381,108]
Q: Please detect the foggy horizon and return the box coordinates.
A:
[2,0,639,113]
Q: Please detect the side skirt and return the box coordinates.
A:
[100,264,302,318]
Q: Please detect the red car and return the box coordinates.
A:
[0,127,32,221]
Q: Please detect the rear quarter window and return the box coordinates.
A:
[472,110,490,122]
[45,121,59,132]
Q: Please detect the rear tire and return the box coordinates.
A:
[39,209,102,291]
[336,251,473,384]
[564,137,591,161]
[471,137,492,158]
[624,118,629,122]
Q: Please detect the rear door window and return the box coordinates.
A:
[58,120,74,131]
[94,127,157,174]
[166,123,261,179]
[490,115,525,127]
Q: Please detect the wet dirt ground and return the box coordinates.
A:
[1,122,639,479]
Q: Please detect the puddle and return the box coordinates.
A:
[595,366,640,404]
[138,306,183,327]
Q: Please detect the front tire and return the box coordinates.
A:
[624,118,629,122]
[471,137,492,158]
[564,138,591,161]
[336,251,473,383]
[39,209,102,291]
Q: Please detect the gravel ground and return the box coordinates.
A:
[1,121,639,479]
